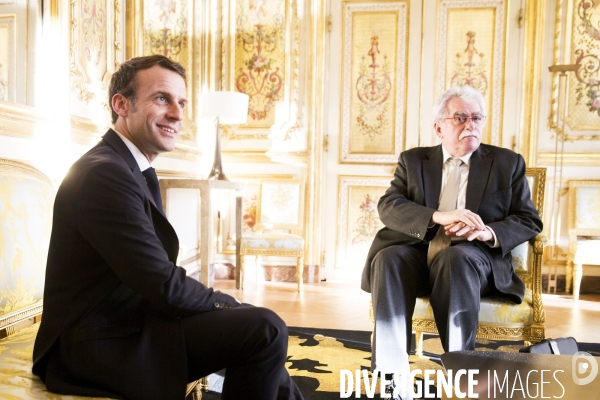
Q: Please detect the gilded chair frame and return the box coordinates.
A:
[240,179,305,292]
[566,179,600,300]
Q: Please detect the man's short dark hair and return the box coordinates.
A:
[109,55,187,123]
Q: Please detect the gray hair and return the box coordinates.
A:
[432,86,486,123]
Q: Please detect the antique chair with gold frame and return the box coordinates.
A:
[566,179,600,300]
[370,168,547,355]
[240,179,304,292]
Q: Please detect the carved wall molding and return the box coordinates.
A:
[340,1,407,164]
[0,15,15,103]
[0,103,54,139]
[549,0,600,140]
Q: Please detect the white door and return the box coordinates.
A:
[321,0,525,281]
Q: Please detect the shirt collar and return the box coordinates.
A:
[441,145,473,166]
[113,129,152,172]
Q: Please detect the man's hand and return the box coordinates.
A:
[431,209,486,231]
[431,209,493,242]
[444,222,494,242]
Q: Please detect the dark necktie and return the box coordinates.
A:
[142,167,164,213]
[427,157,462,267]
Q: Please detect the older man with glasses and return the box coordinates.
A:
[361,86,542,399]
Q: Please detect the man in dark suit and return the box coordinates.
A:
[361,86,542,399]
[33,55,303,400]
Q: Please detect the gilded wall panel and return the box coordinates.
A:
[437,0,506,146]
[70,0,117,105]
[336,176,389,269]
[0,15,15,102]
[222,0,301,141]
[234,0,285,128]
[550,0,600,138]
[340,1,407,163]
[126,0,198,146]
[143,0,189,62]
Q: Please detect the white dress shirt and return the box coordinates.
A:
[113,129,152,172]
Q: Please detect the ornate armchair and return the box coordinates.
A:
[410,168,547,354]
[370,168,547,355]
[240,179,304,291]
[566,179,600,300]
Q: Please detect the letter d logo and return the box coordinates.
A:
[572,351,598,385]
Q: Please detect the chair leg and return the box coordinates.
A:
[240,255,245,290]
[573,262,583,300]
[255,255,262,287]
[199,376,209,391]
[566,259,573,293]
[296,256,303,292]
[192,382,203,400]
[415,331,424,356]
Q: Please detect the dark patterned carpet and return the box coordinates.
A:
[200,328,600,399]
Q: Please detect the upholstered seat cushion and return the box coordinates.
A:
[570,240,600,265]
[0,323,114,399]
[413,288,533,325]
[241,233,304,251]
[511,241,530,274]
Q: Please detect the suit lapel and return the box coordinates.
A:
[423,146,444,209]
[102,130,178,261]
[465,145,492,212]
[102,130,163,214]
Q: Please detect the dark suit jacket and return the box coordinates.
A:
[32,130,237,399]
[361,144,543,304]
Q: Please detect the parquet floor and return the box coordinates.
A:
[213,279,600,343]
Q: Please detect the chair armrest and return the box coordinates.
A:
[529,233,548,255]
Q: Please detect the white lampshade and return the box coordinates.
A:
[200,91,249,124]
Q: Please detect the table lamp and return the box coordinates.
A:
[200,91,249,180]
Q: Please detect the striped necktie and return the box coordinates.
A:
[427,157,462,267]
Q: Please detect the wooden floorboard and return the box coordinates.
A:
[213,279,600,342]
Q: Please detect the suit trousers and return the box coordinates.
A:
[371,242,492,375]
[182,306,303,400]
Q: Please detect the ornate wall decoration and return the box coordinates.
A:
[0,16,14,102]
[129,0,196,144]
[450,31,489,94]
[222,0,301,140]
[340,1,407,164]
[234,0,284,127]
[550,0,600,139]
[143,0,188,60]
[437,0,506,147]
[336,176,389,269]
[70,0,117,104]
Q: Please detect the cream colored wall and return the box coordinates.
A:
[0,0,598,279]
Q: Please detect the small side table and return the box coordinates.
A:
[160,179,243,288]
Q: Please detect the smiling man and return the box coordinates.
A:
[32,55,303,400]
[361,86,543,400]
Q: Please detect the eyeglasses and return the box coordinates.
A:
[444,115,486,126]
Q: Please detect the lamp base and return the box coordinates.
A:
[207,123,229,181]
[207,166,228,181]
